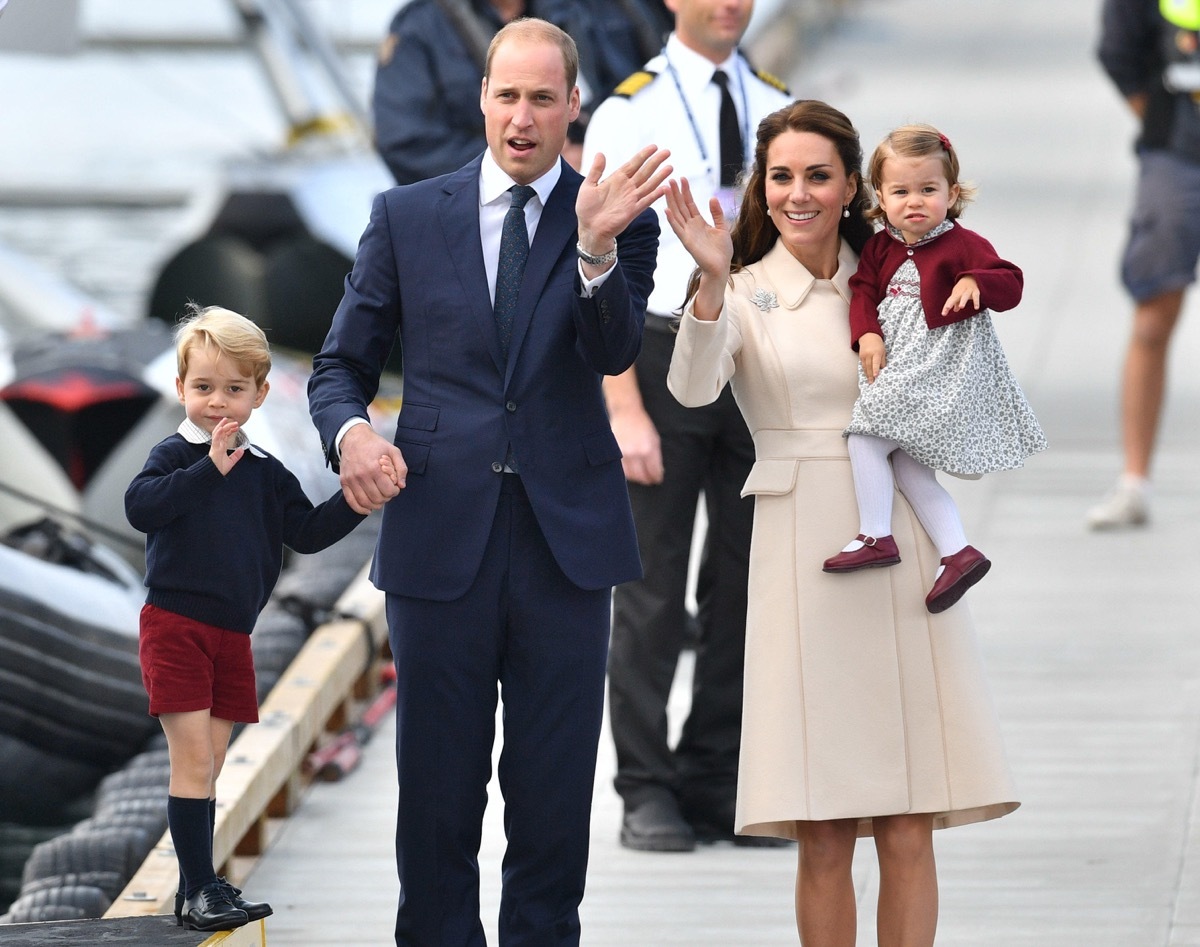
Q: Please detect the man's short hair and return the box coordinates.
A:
[484,17,579,92]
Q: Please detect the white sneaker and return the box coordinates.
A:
[1086,477,1150,530]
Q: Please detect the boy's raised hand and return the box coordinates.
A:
[209,418,244,475]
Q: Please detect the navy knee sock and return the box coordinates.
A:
[169,795,217,899]
[180,799,218,898]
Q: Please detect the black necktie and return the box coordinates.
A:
[495,184,536,359]
[712,69,742,188]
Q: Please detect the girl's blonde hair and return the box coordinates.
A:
[864,123,977,224]
[175,303,271,387]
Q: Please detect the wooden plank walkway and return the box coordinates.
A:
[244,0,1200,943]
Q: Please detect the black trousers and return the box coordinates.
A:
[608,321,754,818]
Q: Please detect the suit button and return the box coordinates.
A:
[491,462,504,473]
[506,401,517,412]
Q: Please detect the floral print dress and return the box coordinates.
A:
[844,221,1047,475]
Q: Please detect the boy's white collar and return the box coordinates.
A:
[177,418,266,458]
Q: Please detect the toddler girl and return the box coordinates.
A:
[822,124,1046,612]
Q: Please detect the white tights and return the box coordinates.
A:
[845,433,967,558]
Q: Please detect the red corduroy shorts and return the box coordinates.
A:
[138,603,259,723]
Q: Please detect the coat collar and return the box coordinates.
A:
[757,238,856,310]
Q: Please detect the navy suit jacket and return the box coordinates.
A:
[309,155,658,601]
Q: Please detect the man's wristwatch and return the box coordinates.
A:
[576,241,617,266]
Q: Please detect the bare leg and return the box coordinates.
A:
[1121,289,1184,479]
[795,819,858,946]
[873,813,937,947]
[160,711,221,798]
[208,716,234,798]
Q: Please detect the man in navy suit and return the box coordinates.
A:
[308,17,670,946]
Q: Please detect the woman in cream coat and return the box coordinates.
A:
[664,100,1018,946]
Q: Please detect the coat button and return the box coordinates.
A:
[906,248,914,256]
[506,401,517,412]
[491,462,503,473]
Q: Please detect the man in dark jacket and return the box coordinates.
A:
[1090,0,1200,528]
[372,0,665,185]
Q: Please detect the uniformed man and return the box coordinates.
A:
[372,0,663,185]
[582,0,790,852]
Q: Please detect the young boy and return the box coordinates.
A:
[125,305,368,932]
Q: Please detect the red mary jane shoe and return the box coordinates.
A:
[822,535,901,573]
[926,545,991,613]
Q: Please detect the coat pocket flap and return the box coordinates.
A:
[582,429,622,466]
[396,401,439,432]
[741,459,799,497]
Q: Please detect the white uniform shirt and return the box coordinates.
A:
[583,33,791,319]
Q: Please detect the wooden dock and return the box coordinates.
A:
[66,0,1200,943]
[240,0,1200,943]
[0,915,264,946]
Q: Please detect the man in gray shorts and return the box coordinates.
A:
[1092,0,1200,528]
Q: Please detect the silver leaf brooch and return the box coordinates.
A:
[750,288,779,312]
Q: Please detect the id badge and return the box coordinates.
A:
[714,185,741,221]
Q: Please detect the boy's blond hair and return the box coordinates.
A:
[175,303,271,387]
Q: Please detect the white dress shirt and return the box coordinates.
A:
[336,153,614,455]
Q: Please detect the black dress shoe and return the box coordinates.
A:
[218,876,273,923]
[620,797,696,852]
[181,881,249,932]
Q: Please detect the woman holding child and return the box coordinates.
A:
[664,99,1019,945]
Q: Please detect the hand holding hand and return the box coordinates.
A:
[575,144,672,261]
[209,418,244,475]
[858,333,887,383]
[942,276,981,315]
[339,423,405,514]
[379,455,402,488]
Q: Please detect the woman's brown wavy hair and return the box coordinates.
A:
[683,99,873,307]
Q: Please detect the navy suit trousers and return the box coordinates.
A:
[387,474,611,947]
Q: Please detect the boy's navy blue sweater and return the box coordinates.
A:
[125,434,365,634]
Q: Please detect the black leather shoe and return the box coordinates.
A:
[218,876,273,923]
[174,890,183,927]
[181,881,249,932]
[620,797,696,852]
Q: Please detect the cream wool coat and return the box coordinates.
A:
[667,239,1019,840]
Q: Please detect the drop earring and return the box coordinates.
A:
[842,205,850,218]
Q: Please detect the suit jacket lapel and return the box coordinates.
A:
[506,161,581,381]
[438,157,505,373]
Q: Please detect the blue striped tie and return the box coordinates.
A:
[494,184,536,359]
